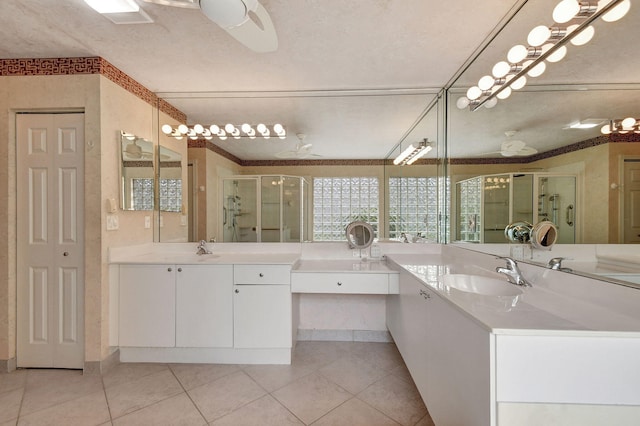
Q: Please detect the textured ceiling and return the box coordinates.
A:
[0,0,637,160]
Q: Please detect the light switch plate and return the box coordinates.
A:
[144,216,151,229]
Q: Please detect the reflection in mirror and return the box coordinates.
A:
[120,131,154,211]
[158,145,183,212]
[447,0,640,284]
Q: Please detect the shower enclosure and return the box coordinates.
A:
[456,172,578,244]
[221,175,310,242]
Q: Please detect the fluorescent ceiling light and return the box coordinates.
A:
[84,0,140,14]
[567,119,606,129]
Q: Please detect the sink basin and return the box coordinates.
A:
[440,274,523,296]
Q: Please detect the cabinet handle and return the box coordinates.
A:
[337,282,342,286]
[235,289,239,294]
[167,267,172,272]
[259,273,264,277]
[177,267,182,272]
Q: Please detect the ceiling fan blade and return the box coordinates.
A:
[275,150,298,159]
[223,3,278,52]
[501,140,526,152]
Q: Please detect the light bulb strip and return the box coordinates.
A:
[470,0,625,111]
[162,123,286,140]
[601,118,640,134]
[393,139,432,166]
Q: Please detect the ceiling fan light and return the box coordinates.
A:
[553,0,580,24]
[199,0,250,28]
[569,25,594,46]
[546,44,567,62]
[507,45,528,64]
[478,75,495,91]
[161,124,173,135]
[528,25,551,47]
[602,0,631,22]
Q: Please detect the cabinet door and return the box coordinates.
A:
[176,265,233,348]
[119,264,176,347]
[425,290,491,426]
[233,285,291,348]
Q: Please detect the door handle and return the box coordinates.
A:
[63,252,69,256]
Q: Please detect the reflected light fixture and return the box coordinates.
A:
[393,139,432,166]
[83,0,153,24]
[601,117,640,134]
[162,123,286,140]
[456,0,630,111]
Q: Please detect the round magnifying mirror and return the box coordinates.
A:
[345,221,374,249]
[530,221,558,250]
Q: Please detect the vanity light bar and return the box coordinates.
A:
[601,117,640,135]
[393,139,432,166]
[457,0,630,112]
[161,123,286,140]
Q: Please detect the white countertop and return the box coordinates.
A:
[385,253,640,337]
[110,251,301,266]
[293,259,396,273]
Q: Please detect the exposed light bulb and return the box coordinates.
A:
[225,123,236,133]
[528,25,551,47]
[507,45,528,63]
[273,123,285,135]
[497,86,512,100]
[456,96,470,110]
[569,25,594,46]
[466,86,482,101]
[553,0,580,24]
[210,124,220,134]
[161,124,173,135]
[622,117,636,129]
[177,124,189,135]
[527,61,546,77]
[241,123,252,133]
[602,0,631,22]
[492,61,511,78]
[478,75,495,91]
[193,124,204,134]
[510,76,527,90]
[545,44,567,62]
[484,98,498,109]
[257,123,267,134]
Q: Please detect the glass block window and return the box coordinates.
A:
[388,177,439,241]
[160,178,182,212]
[313,177,379,241]
[132,178,154,211]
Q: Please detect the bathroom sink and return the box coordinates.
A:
[440,274,523,296]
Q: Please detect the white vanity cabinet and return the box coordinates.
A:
[233,265,292,349]
[119,264,176,347]
[175,265,233,348]
[387,269,492,426]
[119,264,234,348]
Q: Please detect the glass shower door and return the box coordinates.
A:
[222,178,258,242]
[537,175,576,243]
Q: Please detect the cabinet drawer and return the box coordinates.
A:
[234,264,291,285]
[291,272,389,294]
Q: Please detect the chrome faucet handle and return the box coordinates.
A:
[547,257,564,269]
[196,240,212,255]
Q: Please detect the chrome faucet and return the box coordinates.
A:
[547,257,572,272]
[496,257,531,287]
[196,240,212,255]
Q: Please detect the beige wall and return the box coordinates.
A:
[0,74,179,367]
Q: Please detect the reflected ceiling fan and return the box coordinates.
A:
[143,0,278,52]
[276,133,322,159]
[479,131,538,157]
[124,139,153,159]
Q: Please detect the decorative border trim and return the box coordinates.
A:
[0,57,186,123]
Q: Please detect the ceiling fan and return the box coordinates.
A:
[142,0,278,52]
[478,131,538,157]
[276,134,322,159]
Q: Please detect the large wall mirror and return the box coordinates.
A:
[447,0,639,280]
[120,131,155,211]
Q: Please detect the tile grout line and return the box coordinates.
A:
[165,363,208,425]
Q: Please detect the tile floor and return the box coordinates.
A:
[0,341,435,426]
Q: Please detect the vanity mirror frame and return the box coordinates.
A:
[346,221,375,250]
